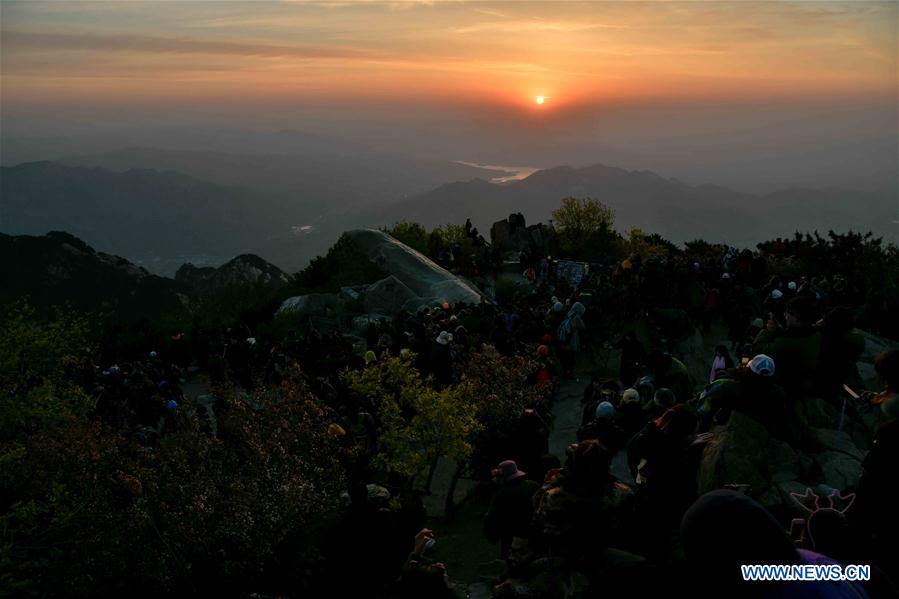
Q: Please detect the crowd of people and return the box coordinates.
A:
[81,226,898,598]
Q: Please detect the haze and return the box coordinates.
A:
[3,1,896,190]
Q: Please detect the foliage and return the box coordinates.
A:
[0,302,94,437]
[461,345,554,471]
[621,228,679,261]
[1,303,346,595]
[283,233,385,297]
[341,352,481,484]
[551,197,620,261]
[383,221,430,254]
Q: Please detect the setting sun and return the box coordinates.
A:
[535,96,545,105]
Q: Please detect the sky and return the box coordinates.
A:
[1,1,897,192]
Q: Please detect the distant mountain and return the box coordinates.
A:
[175,254,290,293]
[1,231,296,323]
[0,231,186,321]
[0,161,328,275]
[59,146,508,214]
[374,163,898,246]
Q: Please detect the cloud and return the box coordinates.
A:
[1,30,391,61]
[452,19,618,34]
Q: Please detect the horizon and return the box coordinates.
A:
[2,1,898,195]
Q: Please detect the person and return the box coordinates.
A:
[627,405,699,560]
[577,401,627,451]
[814,307,865,401]
[557,302,586,379]
[855,350,899,584]
[432,331,454,387]
[616,331,645,388]
[698,354,786,435]
[681,490,870,599]
[754,295,821,399]
[709,344,734,383]
[483,460,541,559]
[865,349,899,421]
[393,529,462,599]
[648,352,692,404]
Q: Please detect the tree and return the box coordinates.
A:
[551,197,618,260]
[341,352,481,491]
[384,221,429,254]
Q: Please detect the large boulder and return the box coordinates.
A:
[345,229,483,308]
[698,412,771,495]
[278,293,341,316]
[363,275,418,315]
[814,451,862,490]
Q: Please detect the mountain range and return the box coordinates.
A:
[2,153,896,276]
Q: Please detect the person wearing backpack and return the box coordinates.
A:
[558,302,586,379]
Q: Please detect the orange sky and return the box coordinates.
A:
[2,0,897,112]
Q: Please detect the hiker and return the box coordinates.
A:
[483,460,541,560]
[557,302,586,379]
[681,490,870,599]
[754,295,822,398]
[709,344,734,382]
[813,307,865,400]
[432,330,454,387]
[577,401,628,451]
[616,330,645,388]
[628,405,699,560]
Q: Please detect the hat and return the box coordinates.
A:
[748,354,775,377]
[363,350,377,365]
[721,273,731,280]
[770,289,783,299]
[637,376,654,389]
[149,351,158,359]
[165,399,178,411]
[366,483,391,503]
[553,302,565,313]
[537,345,550,357]
[436,331,454,345]
[595,401,615,419]
[653,388,676,408]
[621,388,640,403]
[541,333,554,343]
[492,460,526,483]
[442,302,451,310]
[787,281,797,291]
[751,317,765,328]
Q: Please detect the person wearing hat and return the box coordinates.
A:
[557,302,587,379]
[432,331,454,387]
[754,295,822,399]
[577,401,627,451]
[702,354,786,435]
[856,349,899,583]
[483,460,540,559]
[813,306,865,401]
[617,387,645,434]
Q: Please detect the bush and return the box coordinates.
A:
[1,304,347,595]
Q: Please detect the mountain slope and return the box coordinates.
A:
[0,161,321,275]
[374,163,897,246]
[0,231,186,320]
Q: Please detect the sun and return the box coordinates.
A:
[535,96,545,105]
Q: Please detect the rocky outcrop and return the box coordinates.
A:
[344,229,483,309]
[176,254,289,292]
[698,410,868,510]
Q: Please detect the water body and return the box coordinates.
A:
[456,161,539,183]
